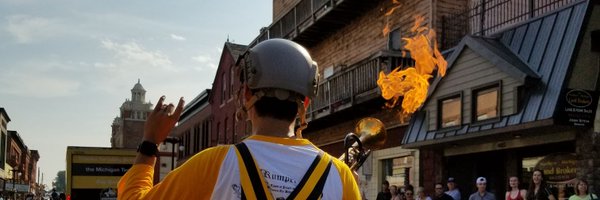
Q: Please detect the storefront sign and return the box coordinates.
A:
[534,153,577,183]
[555,89,598,127]
[5,183,30,192]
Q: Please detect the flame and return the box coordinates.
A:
[382,0,402,37]
[377,16,447,120]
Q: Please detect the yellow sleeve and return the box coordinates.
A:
[331,158,361,200]
[118,145,231,200]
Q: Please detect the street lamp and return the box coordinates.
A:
[163,137,180,171]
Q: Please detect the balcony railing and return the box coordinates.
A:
[441,0,582,50]
[250,0,379,47]
[307,51,414,121]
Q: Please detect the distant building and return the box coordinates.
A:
[111,80,153,149]
[7,130,39,199]
[0,108,10,194]
[209,42,249,146]
[168,89,211,177]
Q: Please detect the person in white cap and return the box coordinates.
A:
[469,177,496,200]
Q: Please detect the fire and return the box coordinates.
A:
[382,0,402,37]
[377,16,447,119]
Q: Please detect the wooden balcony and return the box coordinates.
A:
[440,0,581,50]
[251,0,381,47]
[306,50,414,122]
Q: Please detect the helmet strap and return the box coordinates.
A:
[295,98,310,139]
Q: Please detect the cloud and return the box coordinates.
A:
[101,39,174,69]
[191,54,217,70]
[6,15,63,43]
[170,34,186,41]
[0,70,80,98]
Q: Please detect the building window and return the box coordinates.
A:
[216,122,220,144]
[232,113,236,143]
[382,156,413,189]
[0,133,4,170]
[221,73,227,104]
[439,94,462,129]
[388,28,402,51]
[230,66,235,100]
[473,84,500,122]
[224,118,228,144]
[202,120,209,149]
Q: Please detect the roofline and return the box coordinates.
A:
[401,119,554,148]
[8,130,27,150]
[0,107,11,122]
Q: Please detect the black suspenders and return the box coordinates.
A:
[235,142,332,200]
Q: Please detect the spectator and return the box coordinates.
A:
[378,180,392,200]
[506,176,526,200]
[568,179,597,200]
[526,170,556,200]
[435,183,454,200]
[469,177,496,200]
[417,186,433,200]
[447,177,462,200]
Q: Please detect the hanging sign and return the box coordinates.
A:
[555,89,598,127]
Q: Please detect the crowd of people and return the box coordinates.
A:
[376,170,597,200]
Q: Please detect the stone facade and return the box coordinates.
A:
[576,129,600,195]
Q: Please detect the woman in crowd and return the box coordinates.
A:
[417,186,433,200]
[506,176,527,200]
[526,170,556,200]
[568,179,597,200]
[406,188,416,200]
[391,185,403,200]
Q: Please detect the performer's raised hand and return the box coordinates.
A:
[143,96,185,144]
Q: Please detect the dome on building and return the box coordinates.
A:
[132,79,146,91]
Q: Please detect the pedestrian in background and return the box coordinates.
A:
[435,183,454,200]
[506,176,527,200]
[417,186,433,200]
[568,179,597,200]
[391,185,402,200]
[469,177,496,200]
[406,187,416,200]
[526,170,557,200]
[447,177,462,200]
[377,180,392,200]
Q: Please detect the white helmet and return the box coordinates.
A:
[241,39,318,99]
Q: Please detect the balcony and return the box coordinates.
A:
[251,0,381,47]
[440,0,582,50]
[306,50,414,121]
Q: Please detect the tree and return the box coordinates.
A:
[53,170,66,192]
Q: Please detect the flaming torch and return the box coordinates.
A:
[377,16,447,121]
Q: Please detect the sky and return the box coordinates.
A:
[0,0,271,188]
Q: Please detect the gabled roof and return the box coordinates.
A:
[0,107,10,122]
[225,42,248,63]
[208,41,248,103]
[427,35,541,97]
[403,0,590,148]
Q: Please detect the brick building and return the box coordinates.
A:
[6,130,40,199]
[209,42,249,146]
[168,89,211,173]
[0,108,10,194]
[111,80,153,149]
[248,0,472,198]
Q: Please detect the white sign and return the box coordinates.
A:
[5,183,30,192]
